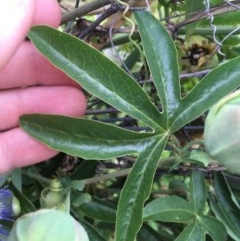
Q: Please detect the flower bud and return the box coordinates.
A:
[7,209,89,241]
[40,179,66,211]
[204,90,240,174]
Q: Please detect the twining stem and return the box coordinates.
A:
[61,0,113,25]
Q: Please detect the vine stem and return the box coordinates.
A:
[82,156,177,185]
[175,0,240,30]
[61,0,113,25]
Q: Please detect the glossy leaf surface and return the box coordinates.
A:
[28,26,163,132]
[135,11,180,128]
[20,114,156,159]
[170,56,240,132]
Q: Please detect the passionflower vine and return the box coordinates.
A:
[204,90,240,174]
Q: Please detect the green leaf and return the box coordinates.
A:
[70,160,99,180]
[71,193,91,207]
[188,149,212,167]
[68,180,85,191]
[175,222,204,241]
[209,195,239,240]
[209,173,240,240]
[138,224,166,241]
[76,197,116,223]
[198,215,227,241]
[28,25,164,132]
[116,134,168,241]
[80,220,107,241]
[170,56,240,132]
[134,11,180,128]
[189,171,207,214]
[143,196,195,223]
[20,114,156,159]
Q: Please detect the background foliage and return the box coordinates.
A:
[3,0,240,240]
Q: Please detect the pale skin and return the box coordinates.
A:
[0,0,87,173]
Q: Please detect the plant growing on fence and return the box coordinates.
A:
[19,11,240,241]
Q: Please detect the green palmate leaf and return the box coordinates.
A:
[189,171,207,214]
[134,11,180,128]
[170,56,240,132]
[28,26,164,132]
[143,196,195,223]
[116,134,168,241]
[20,114,156,159]
[175,221,204,241]
[209,173,240,240]
[198,215,227,241]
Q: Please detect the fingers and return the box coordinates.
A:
[0,0,61,70]
[0,86,87,131]
[0,0,35,68]
[33,0,61,27]
[0,128,59,173]
[0,42,78,89]
[0,85,87,173]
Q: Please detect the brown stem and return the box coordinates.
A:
[61,0,114,25]
[175,0,240,30]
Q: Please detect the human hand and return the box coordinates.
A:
[0,0,86,173]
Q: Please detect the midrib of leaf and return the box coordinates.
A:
[134,11,181,129]
[20,116,162,160]
[116,134,168,241]
[28,26,165,133]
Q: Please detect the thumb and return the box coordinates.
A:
[0,0,35,69]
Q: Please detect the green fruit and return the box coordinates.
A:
[204,90,240,174]
[7,209,89,241]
